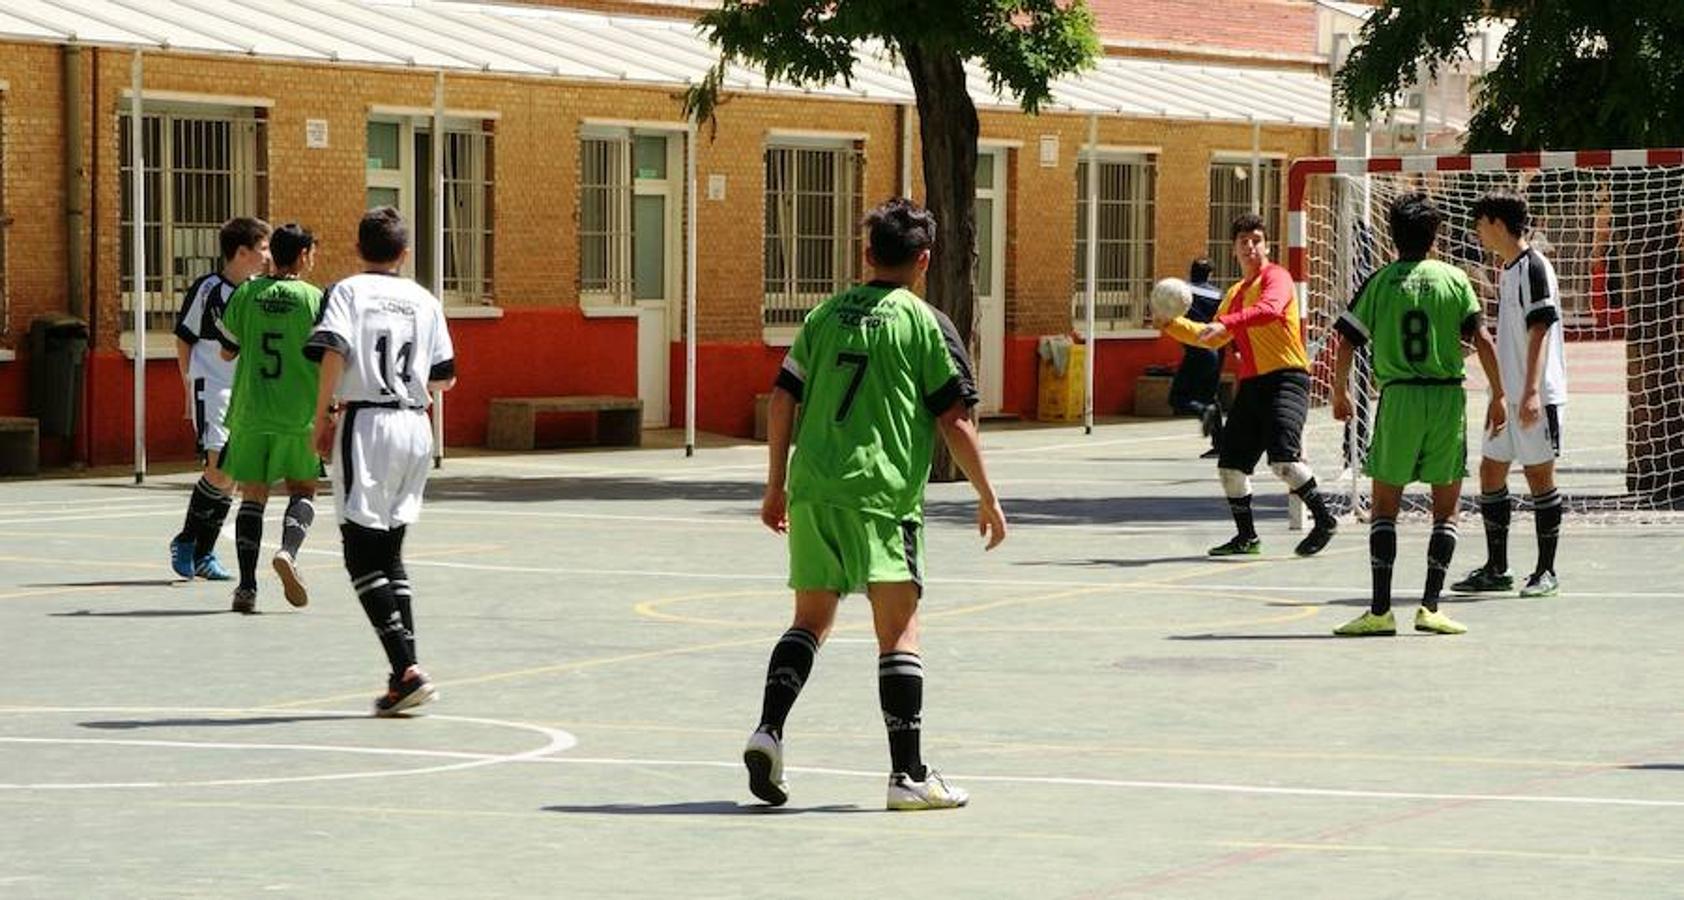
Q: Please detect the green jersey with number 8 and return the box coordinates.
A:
[776,282,977,520]
[1336,259,1481,387]
[219,276,324,434]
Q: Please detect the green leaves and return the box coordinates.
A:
[1336,1,1684,152]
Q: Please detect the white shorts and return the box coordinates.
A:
[1483,403,1562,467]
[333,405,434,530]
[193,377,232,455]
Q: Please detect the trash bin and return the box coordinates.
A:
[29,315,88,438]
[1036,335,1086,423]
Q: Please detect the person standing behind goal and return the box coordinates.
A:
[1330,193,1507,637]
[169,217,271,583]
[1161,212,1339,557]
[1453,191,1569,598]
[746,198,1007,811]
[306,208,456,716]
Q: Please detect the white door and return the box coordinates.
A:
[632,133,680,427]
[975,149,1007,413]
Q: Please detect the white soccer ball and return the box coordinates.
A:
[1150,277,1193,322]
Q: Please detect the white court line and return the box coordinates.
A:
[428,507,758,528]
[1166,582,1684,601]
[0,707,576,790]
[0,508,181,526]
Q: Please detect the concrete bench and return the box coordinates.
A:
[0,417,38,476]
[486,396,642,450]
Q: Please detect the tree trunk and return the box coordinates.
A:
[903,43,980,484]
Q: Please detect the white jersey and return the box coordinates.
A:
[307,273,455,409]
[1494,248,1568,407]
[175,272,238,391]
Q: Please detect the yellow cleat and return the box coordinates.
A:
[1414,607,1468,635]
[1333,610,1396,637]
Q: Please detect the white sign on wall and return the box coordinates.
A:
[306,119,329,149]
[1038,135,1059,168]
[707,174,727,201]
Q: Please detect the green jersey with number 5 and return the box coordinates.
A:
[775,282,978,520]
[220,276,324,434]
[1338,259,1481,388]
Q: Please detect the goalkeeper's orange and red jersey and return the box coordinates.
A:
[1163,262,1308,380]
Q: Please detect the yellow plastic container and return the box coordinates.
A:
[1036,343,1086,423]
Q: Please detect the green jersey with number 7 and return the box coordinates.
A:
[777,281,978,521]
[219,275,324,434]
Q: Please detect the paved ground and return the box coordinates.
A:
[1,412,1679,898]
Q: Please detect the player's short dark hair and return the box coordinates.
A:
[864,198,936,267]
[269,223,315,269]
[358,206,409,264]
[1230,212,1267,241]
[219,217,271,262]
[1389,192,1444,258]
[1189,257,1213,283]
[1470,190,1529,237]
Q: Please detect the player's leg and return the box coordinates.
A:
[1211,379,1264,556]
[1335,480,1402,636]
[1518,405,1563,597]
[383,525,414,663]
[190,388,237,580]
[373,412,440,715]
[1414,481,1468,635]
[1413,384,1470,633]
[232,479,268,614]
[272,474,318,609]
[1454,422,1517,592]
[1266,371,1338,556]
[746,501,848,805]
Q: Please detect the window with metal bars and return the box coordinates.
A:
[579,131,681,306]
[0,90,8,338]
[365,119,494,305]
[1206,157,1284,285]
[1073,155,1156,330]
[120,106,267,335]
[763,143,863,328]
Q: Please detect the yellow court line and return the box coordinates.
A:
[1218,839,1684,868]
[0,553,165,573]
[0,584,135,602]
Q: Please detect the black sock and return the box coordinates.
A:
[343,523,414,676]
[878,651,926,781]
[1370,517,1396,616]
[387,527,415,662]
[1424,519,1458,611]
[757,627,818,739]
[279,495,315,558]
[200,491,233,559]
[1533,489,1562,576]
[1227,494,1257,541]
[1480,487,1511,572]
[1292,477,1336,529]
[179,477,228,555]
[234,500,264,591]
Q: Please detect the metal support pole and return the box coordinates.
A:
[431,71,445,468]
[685,113,698,457]
[1250,117,1262,214]
[1082,112,1098,436]
[899,104,913,198]
[130,50,146,484]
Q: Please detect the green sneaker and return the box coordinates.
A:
[1208,535,1262,557]
[1334,610,1397,636]
[1519,571,1559,598]
[1414,607,1468,635]
[1450,566,1513,593]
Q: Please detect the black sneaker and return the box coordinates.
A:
[374,668,438,717]
[1450,565,1514,594]
[1208,535,1262,556]
[230,587,257,614]
[1294,520,1337,557]
[1199,447,1221,459]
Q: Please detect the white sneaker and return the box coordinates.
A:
[272,550,309,609]
[886,769,969,811]
[743,729,788,806]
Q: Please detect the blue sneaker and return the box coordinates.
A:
[195,553,233,581]
[169,538,197,579]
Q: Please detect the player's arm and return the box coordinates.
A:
[1208,266,1293,341]
[1464,313,1508,436]
[1161,314,1231,349]
[762,356,803,535]
[1329,273,1378,422]
[310,347,345,461]
[426,302,457,393]
[935,404,1006,550]
[303,285,356,459]
[1518,261,1559,427]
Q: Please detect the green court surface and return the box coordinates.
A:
[1,414,1679,898]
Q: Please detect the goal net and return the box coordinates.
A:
[1287,149,1684,519]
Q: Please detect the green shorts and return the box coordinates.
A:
[1367,383,1467,487]
[220,430,323,485]
[787,502,924,596]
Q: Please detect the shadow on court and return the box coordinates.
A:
[50,608,228,618]
[1016,555,1213,570]
[925,494,1287,528]
[542,801,872,816]
[1167,633,1341,642]
[30,579,182,589]
[79,715,369,730]
[424,476,763,505]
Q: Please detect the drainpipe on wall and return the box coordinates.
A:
[64,44,85,322]
[431,70,445,468]
[130,49,146,483]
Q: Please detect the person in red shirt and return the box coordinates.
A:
[1161,213,1338,556]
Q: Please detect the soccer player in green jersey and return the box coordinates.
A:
[745,198,1007,811]
[216,224,324,614]
[1330,194,1507,636]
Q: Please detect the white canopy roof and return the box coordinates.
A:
[0,0,1332,126]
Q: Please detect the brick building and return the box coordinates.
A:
[0,0,1330,467]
